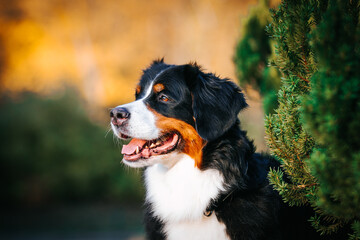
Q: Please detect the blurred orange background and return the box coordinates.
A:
[0,0,260,107]
[0,0,273,238]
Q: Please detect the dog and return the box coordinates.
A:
[110,59,345,240]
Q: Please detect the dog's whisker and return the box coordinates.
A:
[115,135,122,146]
[104,127,112,138]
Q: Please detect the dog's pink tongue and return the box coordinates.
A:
[122,139,147,155]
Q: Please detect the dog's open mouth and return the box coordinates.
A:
[121,133,180,161]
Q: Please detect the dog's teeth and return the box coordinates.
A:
[136,146,140,154]
[156,140,162,145]
[150,143,156,148]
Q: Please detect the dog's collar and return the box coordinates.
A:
[203,189,236,217]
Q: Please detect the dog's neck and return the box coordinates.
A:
[201,122,254,190]
[144,153,226,222]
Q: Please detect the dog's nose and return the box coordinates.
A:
[110,107,130,126]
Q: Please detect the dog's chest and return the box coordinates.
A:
[145,154,229,239]
[165,214,230,240]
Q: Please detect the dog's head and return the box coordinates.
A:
[110,59,247,168]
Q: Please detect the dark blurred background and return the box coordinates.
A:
[0,0,270,239]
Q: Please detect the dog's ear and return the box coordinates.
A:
[183,63,247,141]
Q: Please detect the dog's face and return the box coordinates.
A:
[110,60,247,168]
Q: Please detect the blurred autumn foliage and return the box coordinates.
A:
[0,89,145,206]
[0,0,258,106]
[0,0,269,208]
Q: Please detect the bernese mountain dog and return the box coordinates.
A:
[110,59,346,240]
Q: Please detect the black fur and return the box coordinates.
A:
[144,202,166,240]
[183,64,248,141]
[133,61,348,240]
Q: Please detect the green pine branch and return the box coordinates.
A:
[264,0,360,237]
[236,0,359,236]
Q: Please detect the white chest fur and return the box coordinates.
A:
[165,214,230,240]
[144,154,229,239]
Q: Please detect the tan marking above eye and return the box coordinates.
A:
[153,83,165,93]
[136,85,141,95]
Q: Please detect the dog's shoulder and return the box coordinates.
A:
[207,152,282,240]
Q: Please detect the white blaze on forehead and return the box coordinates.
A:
[142,67,170,98]
[142,79,155,99]
[141,67,168,99]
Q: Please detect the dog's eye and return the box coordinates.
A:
[159,94,169,102]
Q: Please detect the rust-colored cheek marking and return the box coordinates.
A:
[136,85,141,95]
[153,83,165,93]
[150,109,204,168]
